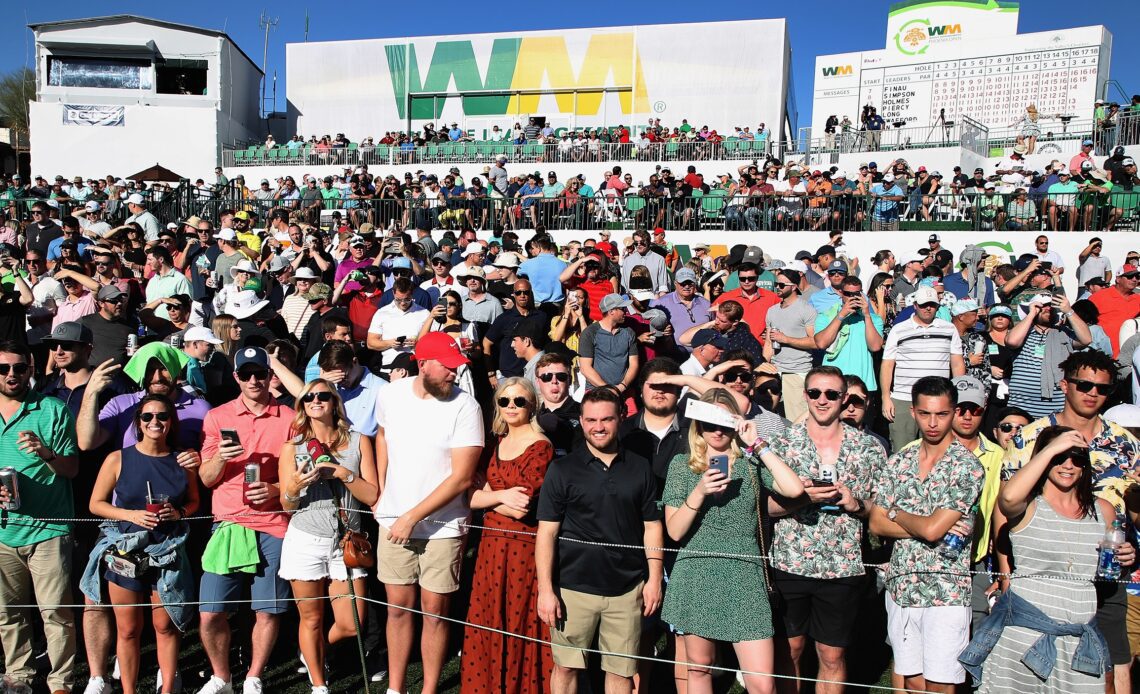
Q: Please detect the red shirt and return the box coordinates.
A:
[713,288,780,340]
[565,276,616,320]
[200,397,294,538]
[345,289,385,342]
[1090,287,1140,357]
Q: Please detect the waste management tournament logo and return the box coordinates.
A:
[894,18,962,56]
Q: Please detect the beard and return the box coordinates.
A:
[643,400,675,417]
[422,373,454,400]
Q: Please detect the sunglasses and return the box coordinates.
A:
[722,370,753,383]
[997,422,1023,433]
[917,302,940,310]
[512,290,531,296]
[773,282,792,289]
[538,372,570,383]
[302,391,334,404]
[882,283,895,289]
[236,369,270,382]
[50,341,81,352]
[0,362,30,376]
[841,290,861,298]
[956,404,985,416]
[431,259,449,266]
[806,388,843,402]
[698,422,735,435]
[843,394,867,409]
[1070,378,1112,396]
[497,396,529,408]
[139,411,172,423]
[738,275,758,282]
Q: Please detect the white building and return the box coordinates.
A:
[28,15,263,181]
[286,20,794,145]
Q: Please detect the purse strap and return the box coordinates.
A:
[747,460,775,596]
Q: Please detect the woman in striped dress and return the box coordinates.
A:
[979,425,1131,693]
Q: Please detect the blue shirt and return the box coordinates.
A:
[808,285,843,313]
[942,271,996,307]
[519,183,542,208]
[449,128,464,141]
[650,292,711,351]
[47,235,93,261]
[518,253,568,304]
[814,306,884,391]
[870,183,904,221]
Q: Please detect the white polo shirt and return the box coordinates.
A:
[367,302,428,366]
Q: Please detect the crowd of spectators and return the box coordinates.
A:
[2,161,1140,694]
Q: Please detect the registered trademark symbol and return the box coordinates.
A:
[653,101,666,113]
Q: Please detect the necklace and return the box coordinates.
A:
[1047,496,1082,574]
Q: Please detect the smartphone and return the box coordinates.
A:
[709,455,729,478]
[221,429,241,447]
[435,295,449,311]
[395,335,406,345]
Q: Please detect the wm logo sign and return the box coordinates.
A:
[927,24,962,36]
[821,65,853,77]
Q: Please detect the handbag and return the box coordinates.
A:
[337,506,374,570]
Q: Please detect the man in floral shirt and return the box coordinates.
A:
[870,376,984,692]
[769,366,882,691]
[1003,350,1138,690]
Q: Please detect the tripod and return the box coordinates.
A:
[924,108,948,146]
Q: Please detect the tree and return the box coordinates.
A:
[0,67,34,140]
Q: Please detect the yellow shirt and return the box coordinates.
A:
[236,230,262,254]
[970,435,1006,564]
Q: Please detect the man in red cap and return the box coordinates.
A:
[373,332,484,694]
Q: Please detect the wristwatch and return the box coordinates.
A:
[887,507,899,522]
[343,472,356,484]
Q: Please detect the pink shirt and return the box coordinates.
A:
[53,291,97,328]
[201,397,293,538]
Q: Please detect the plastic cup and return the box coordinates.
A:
[146,493,169,516]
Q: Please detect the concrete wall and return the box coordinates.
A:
[216,37,263,153]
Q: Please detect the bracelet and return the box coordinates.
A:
[284,491,301,503]
[683,498,701,512]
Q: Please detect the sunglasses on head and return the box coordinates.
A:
[236,369,270,382]
[538,372,570,383]
[806,388,843,402]
[0,362,30,376]
[843,394,867,408]
[956,404,984,416]
[497,396,529,408]
[1070,378,1112,396]
[301,391,333,404]
[139,411,171,423]
[997,422,1023,433]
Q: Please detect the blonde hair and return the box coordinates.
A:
[491,377,542,436]
[211,314,238,356]
[686,388,744,474]
[290,379,352,452]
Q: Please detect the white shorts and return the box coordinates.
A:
[278,525,367,582]
[885,592,969,684]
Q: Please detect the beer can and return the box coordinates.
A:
[168,333,183,350]
[244,463,260,485]
[126,334,138,354]
[0,467,20,511]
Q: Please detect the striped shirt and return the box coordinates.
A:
[1006,328,1068,418]
[882,316,961,399]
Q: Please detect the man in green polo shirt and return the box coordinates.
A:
[0,340,80,693]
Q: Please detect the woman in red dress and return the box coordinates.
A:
[461,377,555,694]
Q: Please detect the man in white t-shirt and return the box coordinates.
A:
[366,277,428,366]
[374,332,483,694]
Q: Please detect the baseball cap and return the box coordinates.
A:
[950,298,980,316]
[642,308,670,337]
[462,242,486,257]
[952,375,987,407]
[882,173,895,182]
[508,319,548,347]
[233,211,251,221]
[1104,404,1140,428]
[235,347,269,370]
[928,234,940,243]
[984,181,996,189]
[814,245,836,259]
[430,251,452,265]
[213,228,237,241]
[84,201,101,212]
[1117,263,1140,278]
[96,285,126,301]
[598,293,632,313]
[833,170,848,179]
[826,259,848,275]
[183,326,224,345]
[795,250,813,261]
[675,268,698,285]
[126,193,145,205]
[988,305,1014,319]
[1124,157,1137,168]
[1084,276,1109,288]
[415,332,469,368]
[912,286,939,306]
[742,246,764,266]
[1082,138,1095,146]
[303,283,332,301]
[691,328,728,350]
[42,321,93,346]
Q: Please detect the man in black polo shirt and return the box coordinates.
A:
[537,387,664,693]
[80,285,134,366]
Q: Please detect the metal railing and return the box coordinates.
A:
[221,139,773,169]
[141,189,1140,234]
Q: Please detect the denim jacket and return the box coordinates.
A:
[79,521,195,632]
[959,587,1110,683]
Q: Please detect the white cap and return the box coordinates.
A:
[183,326,223,345]
[293,267,319,280]
[882,173,895,182]
[1105,404,1140,428]
[166,222,179,230]
[462,242,486,257]
[126,193,145,205]
[45,199,59,208]
[833,170,848,179]
[213,228,237,241]
[84,201,101,212]
[912,286,939,305]
[906,252,926,265]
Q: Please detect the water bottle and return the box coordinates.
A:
[940,503,977,559]
[1097,517,1126,580]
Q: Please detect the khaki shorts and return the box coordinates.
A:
[551,582,643,677]
[376,533,465,594]
[1127,593,1140,657]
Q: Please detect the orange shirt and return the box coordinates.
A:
[713,288,780,340]
[1090,287,1140,357]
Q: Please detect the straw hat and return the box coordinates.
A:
[1026,104,1038,114]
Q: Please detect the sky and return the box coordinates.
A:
[4,0,1139,131]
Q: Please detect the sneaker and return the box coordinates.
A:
[296,648,309,676]
[311,688,329,694]
[82,677,110,694]
[112,656,121,680]
[156,669,184,692]
[241,677,262,694]
[195,676,233,694]
[370,668,390,683]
